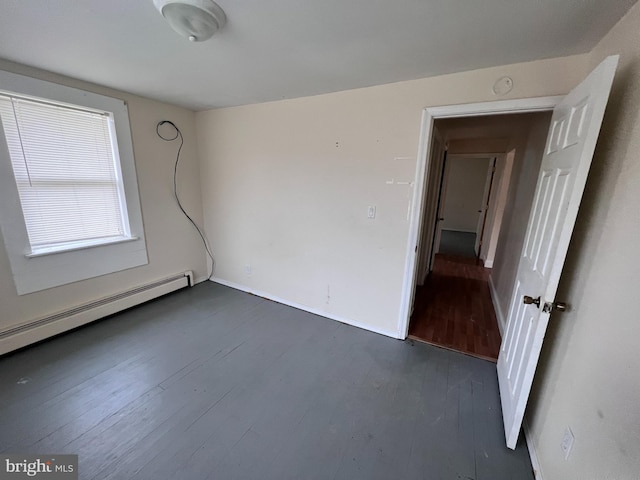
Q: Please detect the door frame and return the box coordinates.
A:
[430,150,451,266]
[430,153,494,261]
[397,96,564,339]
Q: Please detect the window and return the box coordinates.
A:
[0,70,148,295]
[0,94,133,256]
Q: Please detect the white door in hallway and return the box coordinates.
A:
[498,55,619,449]
[475,157,495,256]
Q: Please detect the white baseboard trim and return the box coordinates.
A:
[488,274,505,336]
[210,277,400,339]
[523,420,544,480]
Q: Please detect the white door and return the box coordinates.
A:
[475,157,495,255]
[498,55,618,449]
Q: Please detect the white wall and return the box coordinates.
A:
[0,60,208,331]
[196,55,588,336]
[441,157,490,233]
[526,3,640,479]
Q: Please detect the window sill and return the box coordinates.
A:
[26,236,139,258]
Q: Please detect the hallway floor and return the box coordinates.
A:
[438,230,477,258]
[409,254,502,362]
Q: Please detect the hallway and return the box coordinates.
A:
[409,254,502,362]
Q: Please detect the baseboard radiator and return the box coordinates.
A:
[0,271,193,356]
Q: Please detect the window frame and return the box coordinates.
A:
[0,70,148,295]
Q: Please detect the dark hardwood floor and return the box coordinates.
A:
[0,282,531,479]
[409,254,502,362]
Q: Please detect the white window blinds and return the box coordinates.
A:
[0,94,129,252]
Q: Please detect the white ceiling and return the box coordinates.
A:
[0,0,636,110]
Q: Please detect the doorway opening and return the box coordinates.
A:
[406,111,553,361]
[397,56,617,450]
[436,154,496,259]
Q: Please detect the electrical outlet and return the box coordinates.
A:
[367,206,376,219]
[244,264,252,275]
[561,427,574,459]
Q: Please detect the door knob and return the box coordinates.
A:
[553,302,567,312]
[523,295,541,308]
[543,301,568,313]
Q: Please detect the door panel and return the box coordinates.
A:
[497,55,618,449]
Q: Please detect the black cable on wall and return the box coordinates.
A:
[156,120,214,279]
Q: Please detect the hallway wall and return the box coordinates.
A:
[489,114,552,328]
[441,157,490,233]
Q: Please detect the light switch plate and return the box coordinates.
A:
[367,206,376,219]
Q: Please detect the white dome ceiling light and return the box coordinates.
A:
[153,0,227,42]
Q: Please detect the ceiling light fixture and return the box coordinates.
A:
[153,0,227,42]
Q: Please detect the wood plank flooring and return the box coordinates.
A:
[0,282,531,480]
[409,254,503,362]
